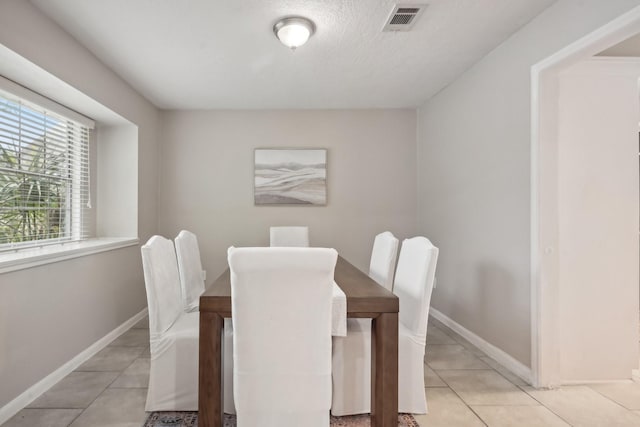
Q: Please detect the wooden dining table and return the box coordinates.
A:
[198,255,399,427]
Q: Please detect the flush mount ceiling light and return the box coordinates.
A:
[273,16,316,50]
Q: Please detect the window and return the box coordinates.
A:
[0,89,91,250]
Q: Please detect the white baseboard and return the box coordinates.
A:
[430,307,532,385]
[0,308,148,425]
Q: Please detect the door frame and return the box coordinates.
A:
[530,6,640,387]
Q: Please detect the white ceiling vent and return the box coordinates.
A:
[383,4,427,31]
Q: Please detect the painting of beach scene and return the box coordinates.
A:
[254,149,327,205]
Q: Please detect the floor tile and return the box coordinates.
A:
[472,405,570,426]
[427,317,491,356]
[524,385,640,427]
[110,358,150,388]
[426,325,457,345]
[446,331,487,357]
[108,329,149,347]
[479,356,528,386]
[588,382,640,410]
[140,346,151,359]
[27,372,119,409]
[425,344,489,370]
[12,313,640,427]
[68,388,147,427]
[132,317,148,329]
[413,388,484,427]
[2,408,82,427]
[438,370,538,406]
[424,364,447,387]
[75,347,144,372]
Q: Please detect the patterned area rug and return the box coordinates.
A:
[144,411,420,426]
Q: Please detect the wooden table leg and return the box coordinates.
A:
[199,312,223,427]
[370,312,398,427]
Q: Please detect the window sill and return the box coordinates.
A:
[0,238,139,274]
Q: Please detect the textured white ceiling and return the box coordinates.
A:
[29,0,556,109]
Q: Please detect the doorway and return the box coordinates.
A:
[531,6,640,388]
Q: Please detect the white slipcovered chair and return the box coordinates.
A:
[330,231,399,415]
[174,230,206,313]
[228,246,337,427]
[331,236,439,415]
[141,235,235,412]
[173,230,236,414]
[141,235,200,411]
[369,231,399,291]
[269,226,310,247]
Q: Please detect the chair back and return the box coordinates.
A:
[393,237,439,341]
[269,226,310,247]
[368,231,399,291]
[141,235,183,336]
[175,230,206,312]
[228,246,337,426]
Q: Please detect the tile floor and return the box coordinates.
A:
[3,315,640,427]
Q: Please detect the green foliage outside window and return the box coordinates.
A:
[0,99,69,246]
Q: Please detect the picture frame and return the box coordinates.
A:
[254,148,327,205]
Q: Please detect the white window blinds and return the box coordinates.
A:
[0,87,92,250]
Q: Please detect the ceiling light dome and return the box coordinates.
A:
[273,16,315,50]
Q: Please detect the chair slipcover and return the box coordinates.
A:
[174,230,236,413]
[175,230,206,313]
[368,231,399,291]
[269,226,310,247]
[331,236,439,415]
[228,246,337,427]
[141,235,197,411]
[330,231,399,415]
[141,235,234,412]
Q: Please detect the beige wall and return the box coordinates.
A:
[0,247,146,407]
[557,59,639,381]
[97,125,139,237]
[158,110,417,278]
[0,0,159,409]
[417,0,640,368]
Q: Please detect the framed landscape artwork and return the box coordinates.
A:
[254,149,327,205]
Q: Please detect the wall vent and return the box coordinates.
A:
[383,4,427,31]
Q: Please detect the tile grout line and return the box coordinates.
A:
[63,363,127,427]
[423,322,488,425]
[433,372,488,427]
[64,408,83,427]
[67,331,149,427]
[585,385,640,413]
[425,323,497,426]
[427,322,560,426]
[515,384,575,426]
